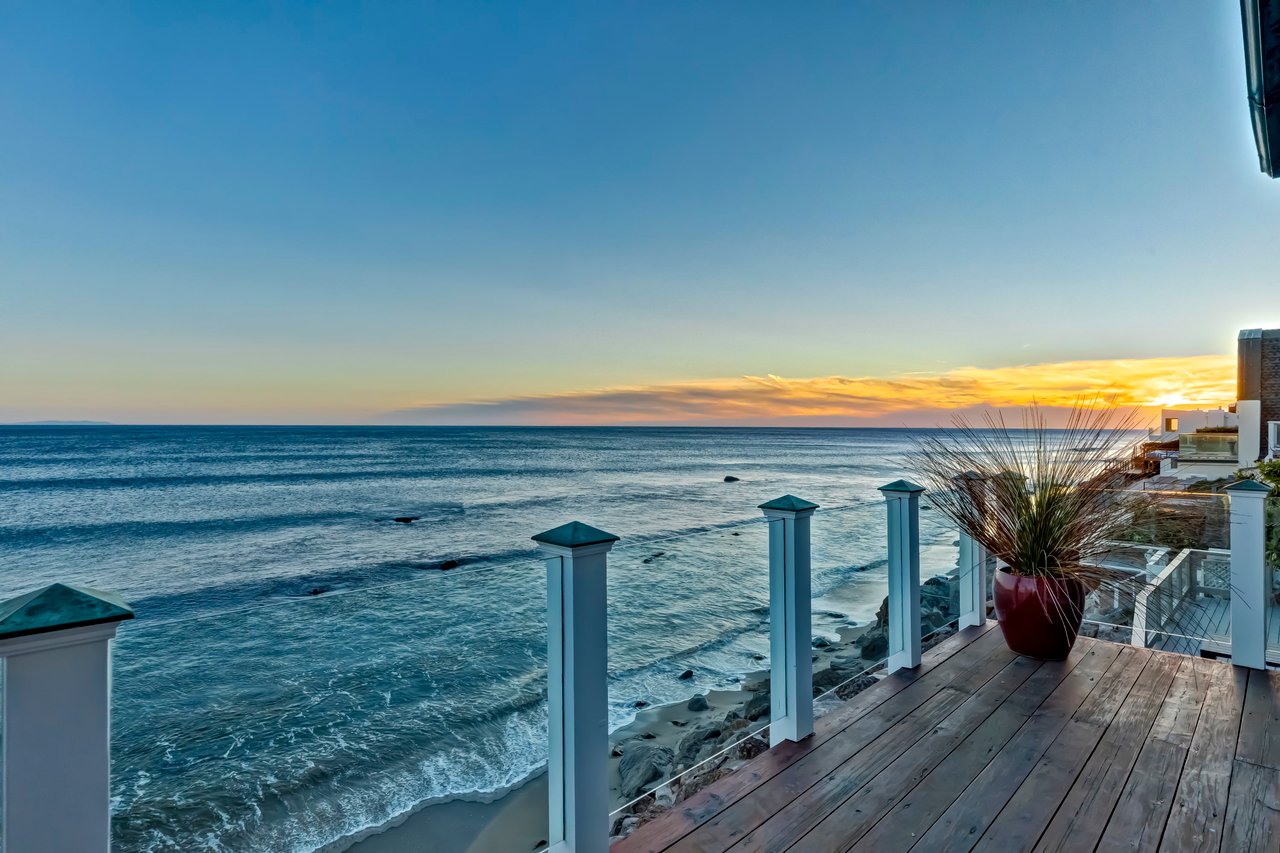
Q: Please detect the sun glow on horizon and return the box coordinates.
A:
[386,354,1237,426]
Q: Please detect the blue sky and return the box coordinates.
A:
[0,2,1274,423]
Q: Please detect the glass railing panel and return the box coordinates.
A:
[1080,490,1233,656]
[809,501,958,716]
[604,520,772,837]
[110,560,548,853]
[810,501,892,710]
[1178,432,1239,459]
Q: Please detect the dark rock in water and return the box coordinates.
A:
[421,559,461,571]
[723,476,741,483]
[687,695,709,712]
[619,742,674,799]
[632,700,649,709]
[392,516,419,524]
[731,531,740,536]
[611,746,623,757]
[308,587,330,596]
[670,719,687,727]
[812,636,831,649]
[640,732,656,740]
[861,634,889,660]
[678,669,694,680]
[921,505,933,511]
[751,653,765,661]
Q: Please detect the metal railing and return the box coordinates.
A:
[1131,548,1195,647]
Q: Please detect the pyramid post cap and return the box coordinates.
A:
[878,479,926,494]
[532,521,621,549]
[0,583,134,642]
[1226,478,1273,494]
[759,495,819,513]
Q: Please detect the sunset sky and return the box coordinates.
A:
[1,3,1276,426]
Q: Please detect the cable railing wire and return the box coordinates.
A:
[129,557,540,630]
[130,509,826,631]
[1080,618,1213,646]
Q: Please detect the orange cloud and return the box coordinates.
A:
[383,355,1236,426]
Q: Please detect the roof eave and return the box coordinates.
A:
[1242,0,1280,177]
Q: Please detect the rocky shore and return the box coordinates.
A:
[605,569,963,843]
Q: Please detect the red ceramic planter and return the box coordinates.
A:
[993,569,1087,661]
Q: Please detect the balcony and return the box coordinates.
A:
[0,480,1275,852]
[1178,431,1240,462]
[616,623,1279,853]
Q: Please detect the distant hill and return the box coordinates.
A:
[7,420,115,426]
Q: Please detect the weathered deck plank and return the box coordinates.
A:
[974,648,1170,853]
[1221,760,1280,853]
[905,641,1124,853]
[1160,664,1248,853]
[1093,656,1213,853]
[768,654,1043,853]
[1236,667,1280,770]
[846,645,1097,853]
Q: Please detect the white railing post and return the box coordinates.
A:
[957,531,988,629]
[0,583,134,853]
[760,495,818,747]
[1225,479,1273,670]
[880,480,925,673]
[953,471,989,629]
[533,521,618,853]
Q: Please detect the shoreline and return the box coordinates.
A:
[341,536,961,853]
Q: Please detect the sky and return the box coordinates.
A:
[1,2,1275,426]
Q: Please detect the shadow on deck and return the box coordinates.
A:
[614,622,1280,853]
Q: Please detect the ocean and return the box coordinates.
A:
[0,426,955,851]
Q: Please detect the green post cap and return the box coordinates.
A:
[759,495,819,512]
[878,479,926,494]
[0,583,134,642]
[532,521,621,549]
[1226,478,1273,493]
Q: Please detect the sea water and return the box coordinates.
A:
[0,426,953,851]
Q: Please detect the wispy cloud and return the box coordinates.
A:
[382,355,1236,426]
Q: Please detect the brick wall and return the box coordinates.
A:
[1259,330,1280,458]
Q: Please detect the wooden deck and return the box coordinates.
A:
[1173,596,1280,665]
[614,622,1280,853]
